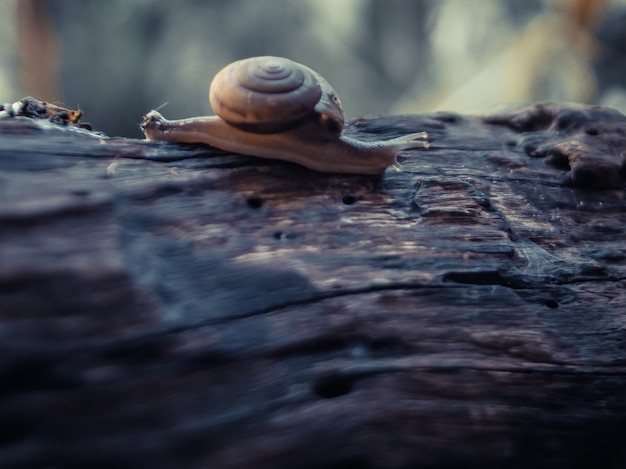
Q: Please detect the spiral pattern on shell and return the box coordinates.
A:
[209,56,327,133]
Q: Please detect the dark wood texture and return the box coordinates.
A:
[1,103,625,468]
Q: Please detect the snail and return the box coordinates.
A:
[141,56,429,174]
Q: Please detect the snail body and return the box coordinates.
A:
[141,56,429,174]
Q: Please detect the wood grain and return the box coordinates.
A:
[0,103,625,468]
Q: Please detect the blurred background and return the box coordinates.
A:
[1,0,625,138]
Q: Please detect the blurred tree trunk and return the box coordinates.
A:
[17,0,59,101]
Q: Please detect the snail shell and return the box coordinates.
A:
[209,56,344,134]
[141,56,429,175]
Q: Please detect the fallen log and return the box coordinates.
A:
[0,101,625,468]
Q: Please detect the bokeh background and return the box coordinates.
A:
[1,0,625,138]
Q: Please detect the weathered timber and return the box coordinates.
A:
[0,103,625,468]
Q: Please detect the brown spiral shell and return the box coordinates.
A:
[209,56,343,134]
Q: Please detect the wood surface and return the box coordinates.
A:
[0,102,625,468]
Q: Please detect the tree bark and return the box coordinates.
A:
[0,102,625,468]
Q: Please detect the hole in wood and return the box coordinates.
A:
[342,194,357,205]
[313,373,353,398]
[273,231,295,241]
[545,151,571,171]
[246,197,263,209]
[544,299,559,309]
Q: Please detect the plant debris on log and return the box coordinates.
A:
[0,100,625,468]
[1,97,85,127]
